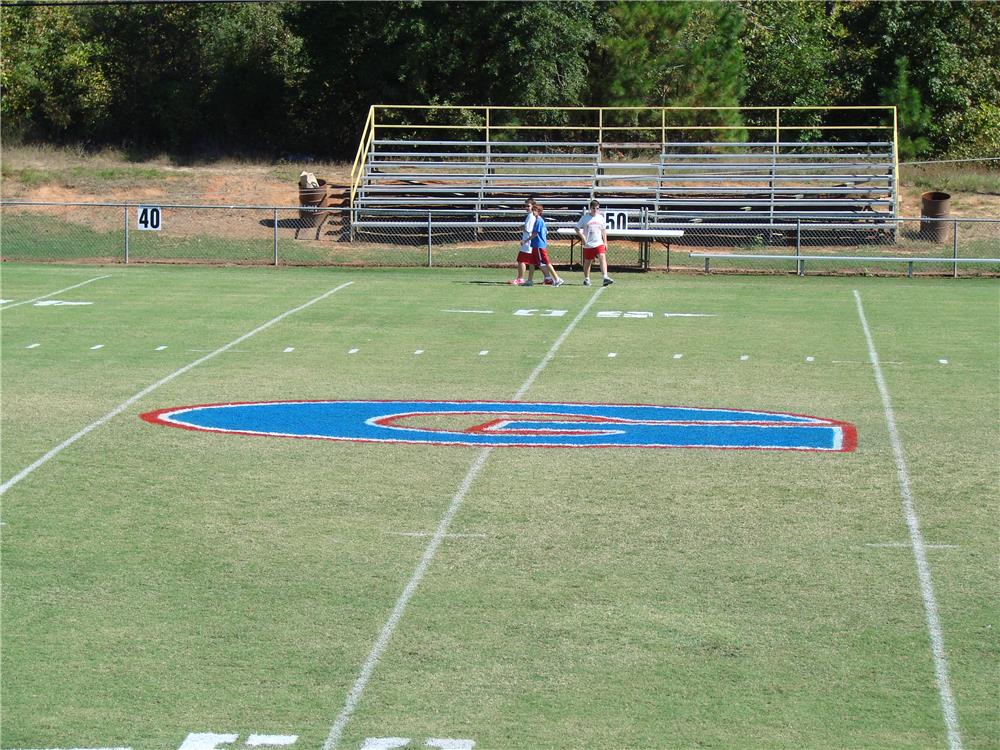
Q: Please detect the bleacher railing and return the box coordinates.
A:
[2,201,997,277]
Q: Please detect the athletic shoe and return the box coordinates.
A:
[543,278,553,286]
[509,279,524,285]
[552,278,565,287]
[603,277,614,286]
[523,280,534,287]
[583,278,592,286]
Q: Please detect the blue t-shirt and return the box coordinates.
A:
[530,216,547,248]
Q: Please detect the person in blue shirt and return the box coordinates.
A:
[526,203,564,287]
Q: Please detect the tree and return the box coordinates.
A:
[591,2,745,138]
[0,5,112,143]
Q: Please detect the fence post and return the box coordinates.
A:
[427,211,433,268]
[952,219,959,278]
[273,208,279,266]
[124,205,129,264]
[795,218,802,276]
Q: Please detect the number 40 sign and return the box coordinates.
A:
[136,205,162,231]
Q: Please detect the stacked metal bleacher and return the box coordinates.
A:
[347,106,898,244]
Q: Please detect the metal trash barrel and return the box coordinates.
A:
[919,191,951,243]
[299,178,330,226]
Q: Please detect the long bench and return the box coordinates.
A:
[557,227,684,270]
[690,253,1000,277]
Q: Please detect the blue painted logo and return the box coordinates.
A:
[142,400,855,451]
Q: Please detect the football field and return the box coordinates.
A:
[1,264,997,749]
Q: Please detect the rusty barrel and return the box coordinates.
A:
[919,191,951,243]
[299,179,330,226]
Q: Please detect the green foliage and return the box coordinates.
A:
[833,0,1000,155]
[1,0,997,159]
[0,6,112,141]
[739,0,833,113]
[881,57,932,161]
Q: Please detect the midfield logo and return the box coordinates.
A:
[142,400,856,451]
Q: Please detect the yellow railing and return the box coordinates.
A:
[348,105,376,206]
[349,105,898,210]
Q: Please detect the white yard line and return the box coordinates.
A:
[0,274,112,310]
[853,289,963,750]
[0,281,354,496]
[322,286,607,750]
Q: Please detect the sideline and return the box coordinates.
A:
[853,289,962,750]
[0,281,355,496]
[322,286,608,750]
[0,274,112,310]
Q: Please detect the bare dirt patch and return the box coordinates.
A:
[2,150,996,245]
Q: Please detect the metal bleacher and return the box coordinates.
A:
[347,106,899,239]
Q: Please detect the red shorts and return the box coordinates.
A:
[583,244,607,261]
[517,249,535,265]
[534,246,552,266]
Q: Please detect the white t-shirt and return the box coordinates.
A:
[521,211,536,250]
[575,211,607,248]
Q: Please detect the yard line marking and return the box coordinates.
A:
[390,531,486,538]
[854,289,962,750]
[89,344,104,350]
[608,352,617,358]
[673,353,683,359]
[348,348,359,354]
[478,350,489,356]
[663,312,715,317]
[0,274,111,310]
[740,354,750,361]
[414,349,425,355]
[155,345,168,351]
[284,347,295,353]
[246,736,298,747]
[323,286,607,750]
[866,543,960,550]
[0,281,355,497]
[806,356,815,362]
[442,309,493,314]
[26,343,41,349]
[833,359,904,365]
[938,359,949,365]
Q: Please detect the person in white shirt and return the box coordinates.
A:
[511,197,554,285]
[574,200,613,286]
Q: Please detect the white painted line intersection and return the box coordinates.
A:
[1,281,355,497]
[322,285,609,750]
[854,289,962,750]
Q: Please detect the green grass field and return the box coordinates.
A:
[1,264,997,750]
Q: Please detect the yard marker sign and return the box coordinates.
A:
[142,400,855,451]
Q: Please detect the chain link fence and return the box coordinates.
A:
[2,201,997,276]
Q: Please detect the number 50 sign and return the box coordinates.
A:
[136,205,162,231]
